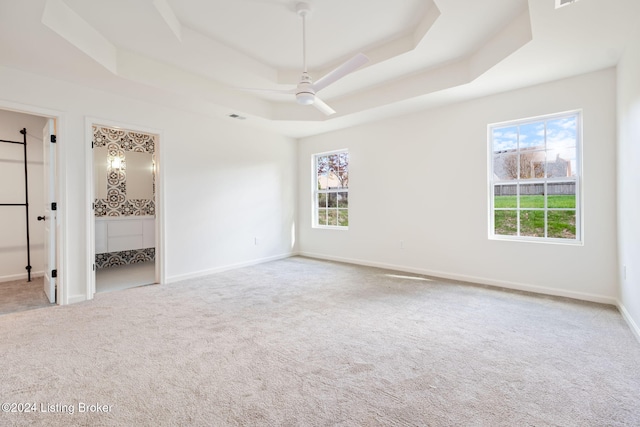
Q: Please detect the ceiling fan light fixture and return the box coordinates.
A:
[296,92,315,106]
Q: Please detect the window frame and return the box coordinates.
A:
[312,149,349,230]
[488,110,583,244]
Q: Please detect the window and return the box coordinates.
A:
[314,150,349,228]
[489,111,581,242]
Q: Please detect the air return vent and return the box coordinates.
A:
[556,0,580,8]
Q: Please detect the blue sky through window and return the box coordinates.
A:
[492,114,578,177]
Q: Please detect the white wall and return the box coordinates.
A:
[298,68,618,304]
[163,112,298,281]
[0,66,297,304]
[0,110,47,281]
[617,26,640,338]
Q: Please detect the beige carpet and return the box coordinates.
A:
[0,277,53,315]
[1,256,639,426]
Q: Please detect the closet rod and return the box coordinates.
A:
[0,128,32,281]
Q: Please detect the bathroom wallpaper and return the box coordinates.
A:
[95,248,155,269]
[93,125,155,217]
[94,125,156,268]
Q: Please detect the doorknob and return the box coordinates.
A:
[37,216,46,221]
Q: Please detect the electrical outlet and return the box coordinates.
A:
[400,240,404,250]
[623,265,627,280]
[254,237,258,246]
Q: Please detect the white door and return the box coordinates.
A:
[42,119,56,303]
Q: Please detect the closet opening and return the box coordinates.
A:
[0,108,59,314]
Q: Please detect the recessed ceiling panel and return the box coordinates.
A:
[168,0,429,70]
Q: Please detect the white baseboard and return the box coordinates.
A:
[298,252,618,305]
[0,271,44,283]
[166,252,295,284]
[618,302,640,343]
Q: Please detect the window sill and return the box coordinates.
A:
[313,226,349,231]
[489,235,583,246]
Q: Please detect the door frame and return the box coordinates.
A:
[85,117,165,298]
[0,100,65,304]
[42,118,56,303]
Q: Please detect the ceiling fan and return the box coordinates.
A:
[245,2,369,116]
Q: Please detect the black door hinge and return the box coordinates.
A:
[51,202,57,211]
[51,269,57,278]
[50,134,57,143]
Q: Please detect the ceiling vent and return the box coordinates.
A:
[556,0,581,8]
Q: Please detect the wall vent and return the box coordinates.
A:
[556,0,580,9]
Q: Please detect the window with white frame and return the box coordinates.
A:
[489,111,581,242]
[314,150,349,228]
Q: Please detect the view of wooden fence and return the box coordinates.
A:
[494,182,575,196]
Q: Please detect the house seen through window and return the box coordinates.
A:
[314,150,349,228]
[489,111,581,242]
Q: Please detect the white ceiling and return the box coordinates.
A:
[0,0,638,138]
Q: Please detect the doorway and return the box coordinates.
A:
[0,108,59,313]
[90,122,160,294]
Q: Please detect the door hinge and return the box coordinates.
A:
[51,269,57,278]
[50,134,57,143]
[93,264,96,271]
[51,202,57,211]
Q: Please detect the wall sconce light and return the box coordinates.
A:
[108,155,124,172]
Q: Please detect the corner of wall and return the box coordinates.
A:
[616,22,640,341]
[618,301,640,343]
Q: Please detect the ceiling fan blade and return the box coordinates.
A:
[312,53,369,93]
[312,96,336,116]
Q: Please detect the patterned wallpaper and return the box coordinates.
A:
[94,125,156,268]
[93,126,155,217]
[96,248,155,269]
